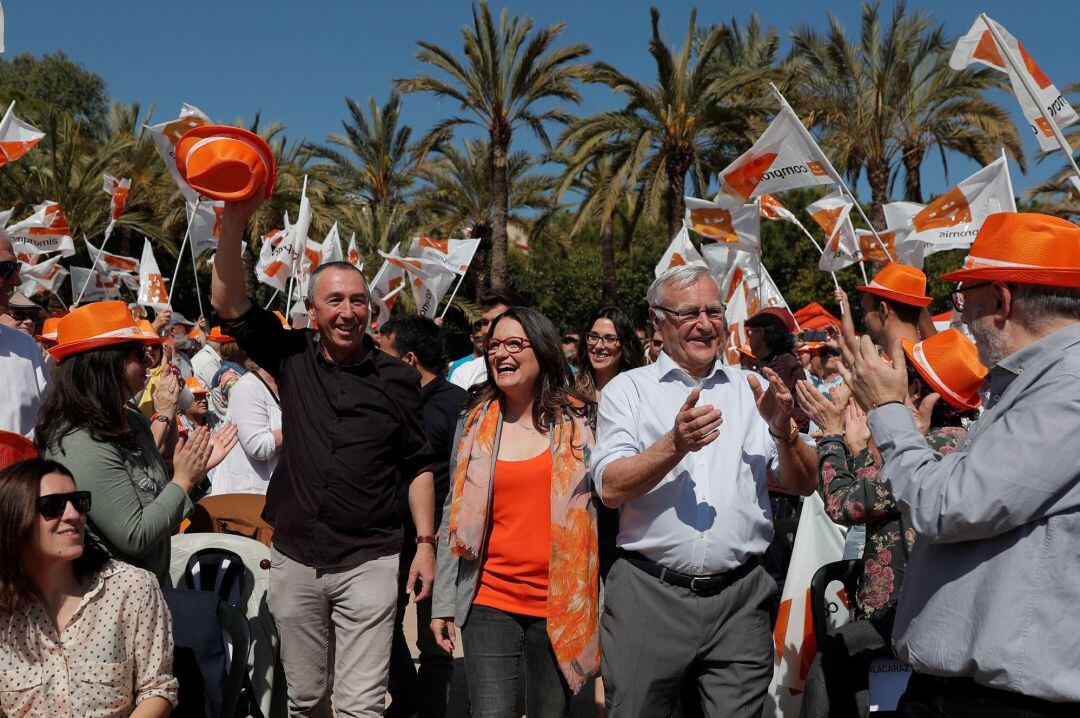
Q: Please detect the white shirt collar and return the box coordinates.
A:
[655,349,729,387]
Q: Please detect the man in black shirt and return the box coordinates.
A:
[380,316,467,718]
[212,195,436,717]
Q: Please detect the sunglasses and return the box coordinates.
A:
[0,260,18,280]
[36,491,92,519]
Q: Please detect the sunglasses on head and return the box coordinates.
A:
[0,260,18,280]
[36,491,92,520]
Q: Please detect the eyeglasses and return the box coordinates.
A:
[0,260,18,280]
[950,281,992,312]
[36,491,92,519]
[585,332,620,347]
[650,338,663,348]
[653,304,725,326]
[484,337,532,355]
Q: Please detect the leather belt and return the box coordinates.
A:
[619,550,759,597]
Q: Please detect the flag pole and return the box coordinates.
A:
[791,218,842,294]
[74,222,116,304]
[980,13,1080,191]
[858,261,870,285]
[51,289,69,310]
[438,270,468,319]
[264,289,279,310]
[189,239,205,320]
[769,84,895,262]
[167,198,200,306]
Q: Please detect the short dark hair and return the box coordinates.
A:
[381,316,447,371]
[0,458,109,614]
[479,289,526,310]
[865,293,923,326]
[306,261,367,302]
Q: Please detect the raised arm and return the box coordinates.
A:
[212,195,263,320]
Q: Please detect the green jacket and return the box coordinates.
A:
[44,409,198,583]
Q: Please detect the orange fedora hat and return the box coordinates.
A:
[941,212,1080,288]
[746,306,797,333]
[0,430,38,470]
[207,326,236,344]
[175,125,276,202]
[857,262,932,307]
[49,301,164,362]
[901,328,987,411]
[35,316,61,345]
[185,377,209,395]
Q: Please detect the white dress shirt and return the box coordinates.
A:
[592,351,805,575]
[214,373,282,495]
[191,344,221,389]
[0,325,49,437]
[449,353,488,389]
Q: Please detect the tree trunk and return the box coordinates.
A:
[471,224,492,302]
[600,219,617,306]
[902,145,924,203]
[489,125,511,290]
[666,151,692,239]
[866,158,890,230]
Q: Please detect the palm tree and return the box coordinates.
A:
[395,0,590,289]
[561,8,778,240]
[790,1,1022,225]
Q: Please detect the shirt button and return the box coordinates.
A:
[991,394,1000,403]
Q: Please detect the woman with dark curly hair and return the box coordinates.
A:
[0,457,178,717]
[432,306,599,718]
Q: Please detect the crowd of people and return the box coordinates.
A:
[0,199,1078,718]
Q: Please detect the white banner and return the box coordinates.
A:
[19,254,68,297]
[137,238,169,310]
[70,266,121,302]
[0,101,45,167]
[684,197,761,254]
[655,222,707,278]
[7,201,76,257]
[807,191,863,271]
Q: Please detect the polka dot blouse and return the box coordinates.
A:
[0,560,178,717]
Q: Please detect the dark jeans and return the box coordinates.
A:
[386,540,454,718]
[460,604,570,718]
[897,673,1080,718]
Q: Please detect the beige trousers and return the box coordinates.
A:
[268,547,399,718]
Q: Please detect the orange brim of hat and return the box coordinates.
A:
[49,333,164,363]
[900,338,980,411]
[940,266,1080,288]
[856,284,932,308]
[176,125,276,202]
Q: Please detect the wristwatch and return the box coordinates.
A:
[152,414,173,425]
[769,419,800,445]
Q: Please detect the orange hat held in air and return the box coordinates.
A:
[175,125,276,202]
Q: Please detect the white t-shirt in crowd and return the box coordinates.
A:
[0,325,49,437]
[213,372,282,495]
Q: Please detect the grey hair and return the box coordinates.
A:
[1009,283,1080,329]
[305,261,367,303]
[647,265,720,313]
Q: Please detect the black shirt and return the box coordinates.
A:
[223,303,434,569]
[419,375,468,526]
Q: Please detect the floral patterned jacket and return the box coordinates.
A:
[816,426,967,618]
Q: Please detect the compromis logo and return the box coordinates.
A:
[760,161,829,182]
[688,208,736,242]
[913,187,971,232]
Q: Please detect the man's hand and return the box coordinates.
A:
[906,392,941,436]
[407,543,436,602]
[220,193,264,234]
[154,373,181,419]
[838,336,909,411]
[670,387,723,454]
[795,380,844,435]
[152,308,172,334]
[748,367,795,435]
[430,618,457,654]
[844,401,871,454]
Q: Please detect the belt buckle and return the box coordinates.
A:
[690,576,706,594]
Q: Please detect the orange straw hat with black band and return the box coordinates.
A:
[901,328,987,411]
[857,262,933,307]
[941,212,1080,288]
[49,301,164,362]
[175,125,276,202]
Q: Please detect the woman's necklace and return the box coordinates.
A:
[504,411,538,433]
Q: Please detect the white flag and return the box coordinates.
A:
[951,16,1077,152]
[896,156,1016,250]
[407,236,481,275]
[322,222,344,264]
[184,189,225,259]
[716,88,840,204]
[807,191,863,271]
[0,101,45,167]
[758,193,801,224]
[84,238,139,276]
[102,173,131,221]
[655,222,707,278]
[7,201,76,257]
[378,250,459,319]
[765,492,847,717]
[145,104,212,188]
[70,266,121,302]
[255,227,295,293]
[137,238,169,310]
[19,254,68,296]
[684,197,761,254]
[369,242,406,331]
[346,233,362,269]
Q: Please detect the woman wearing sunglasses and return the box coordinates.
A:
[35,302,237,584]
[0,458,178,717]
[432,307,599,718]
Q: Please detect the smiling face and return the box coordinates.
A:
[27,472,86,566]
[653,276,725,375]
[486,317,540,400]
[186,393,209,423]
[307,267,370,358]
[586,317,622,374]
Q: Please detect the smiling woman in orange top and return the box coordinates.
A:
[432,306,599,718]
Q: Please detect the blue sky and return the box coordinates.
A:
[9,0,1080,202]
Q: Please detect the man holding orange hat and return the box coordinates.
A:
[212,186,436,717]
[841,212,1080,715]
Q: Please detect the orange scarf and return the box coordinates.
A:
[447,397,599,692]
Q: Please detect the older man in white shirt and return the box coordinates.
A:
[591,265,818,718]
[0,234,49,437]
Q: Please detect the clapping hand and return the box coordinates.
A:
[795,380,844,435]
[206,423,239,470]
[837,337,909,412]
[748,367,795,436]
[670,387,723,454]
